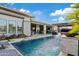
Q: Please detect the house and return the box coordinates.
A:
[0,6,53,36]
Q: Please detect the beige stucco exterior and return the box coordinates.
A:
[24,18,31,36]
[0,6,33,36]
[0,6,53,36]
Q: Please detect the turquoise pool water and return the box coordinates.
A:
[12,36,61,56]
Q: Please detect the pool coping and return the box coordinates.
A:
[58,51,67,56]
[9,42,23,56]
[10,34,53,43]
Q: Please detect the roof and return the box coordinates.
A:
[52,23,72,26]
[0,6,34,18]
[31,20,52,26]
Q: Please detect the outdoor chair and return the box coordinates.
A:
[0,41,9,49]
[0,34,6,40]
[52,31,58,35]
[66,33,78,37]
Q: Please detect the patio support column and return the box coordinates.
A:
[44,25,46,34]
[16,20,17,34]
[7,20,9,35]
[53,25,58,32]
[50,26,52,33]
[36,24,40,34]
[23,17,31,36]
[51,26,54,31]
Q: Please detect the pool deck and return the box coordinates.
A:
[0,41,22,56]
[61,36,78,56]
[58,51,67,56]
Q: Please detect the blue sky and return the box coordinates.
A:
[1,3,75,24]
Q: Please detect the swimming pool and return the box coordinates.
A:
[12,35,61,56]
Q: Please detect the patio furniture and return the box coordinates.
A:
[52,31,58,35]
[66,33,78,37]
[0,41,9,49]
[0,34,6,40]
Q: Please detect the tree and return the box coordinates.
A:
[65,3,79,34]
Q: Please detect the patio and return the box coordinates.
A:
[0,41,22,56]
[0,49,21,56]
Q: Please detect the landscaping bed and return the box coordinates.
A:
[0,34,27,41]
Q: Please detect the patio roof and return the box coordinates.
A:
[52,23,72,26]
[31,20,52,26]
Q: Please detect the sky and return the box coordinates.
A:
[0,3,75,24]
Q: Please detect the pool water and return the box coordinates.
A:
[12,35,61,56]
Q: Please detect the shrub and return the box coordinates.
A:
[0,34,6,40]
[17,34,27,38]
[8,34,17,39]
[66,33,78,37]
[52,31,58,35]
[0,34,27,41]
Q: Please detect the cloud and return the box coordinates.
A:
[20,8,26,12]
[0,3,15,7]
[58,17,65,23]
[7,3,15,6]
[50,9,63,16]
[51,16,71,24]
[32,10,43,21]
[32,10,43,16]
[19,8,30,13]
[63,8,76,15]
[50,8,76,16]
[51,19,58,22]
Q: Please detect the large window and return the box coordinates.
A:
[17,21,23,34]
[8,20,16,34]
[0,19,7,34]
[0,17,23,35]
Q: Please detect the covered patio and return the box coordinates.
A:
[31,23,37,35]
[46,26,52,34]
[31,23,44,35]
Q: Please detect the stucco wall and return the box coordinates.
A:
[0,14,31,36]
[43,25,46,34]
[0,14,23,21]
[0,9,25,18]
[23,17,31,36]
[61,37,78,56]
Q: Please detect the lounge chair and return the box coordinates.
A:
[0,34,6,40]
[0,41,9,49]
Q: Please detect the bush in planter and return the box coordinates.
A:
[5,36,10,41]
[75,35,79,39]
[66,33,78,37]
[8,34,17,39]
[17,34,27,38]
[0,34,6,40]
[5,34,27,41]
[52,31,58,35]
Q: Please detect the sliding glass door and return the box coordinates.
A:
[17,20,23,34]
[0,19,7,34]
[0,17,23,35]
[8,20,16,34]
